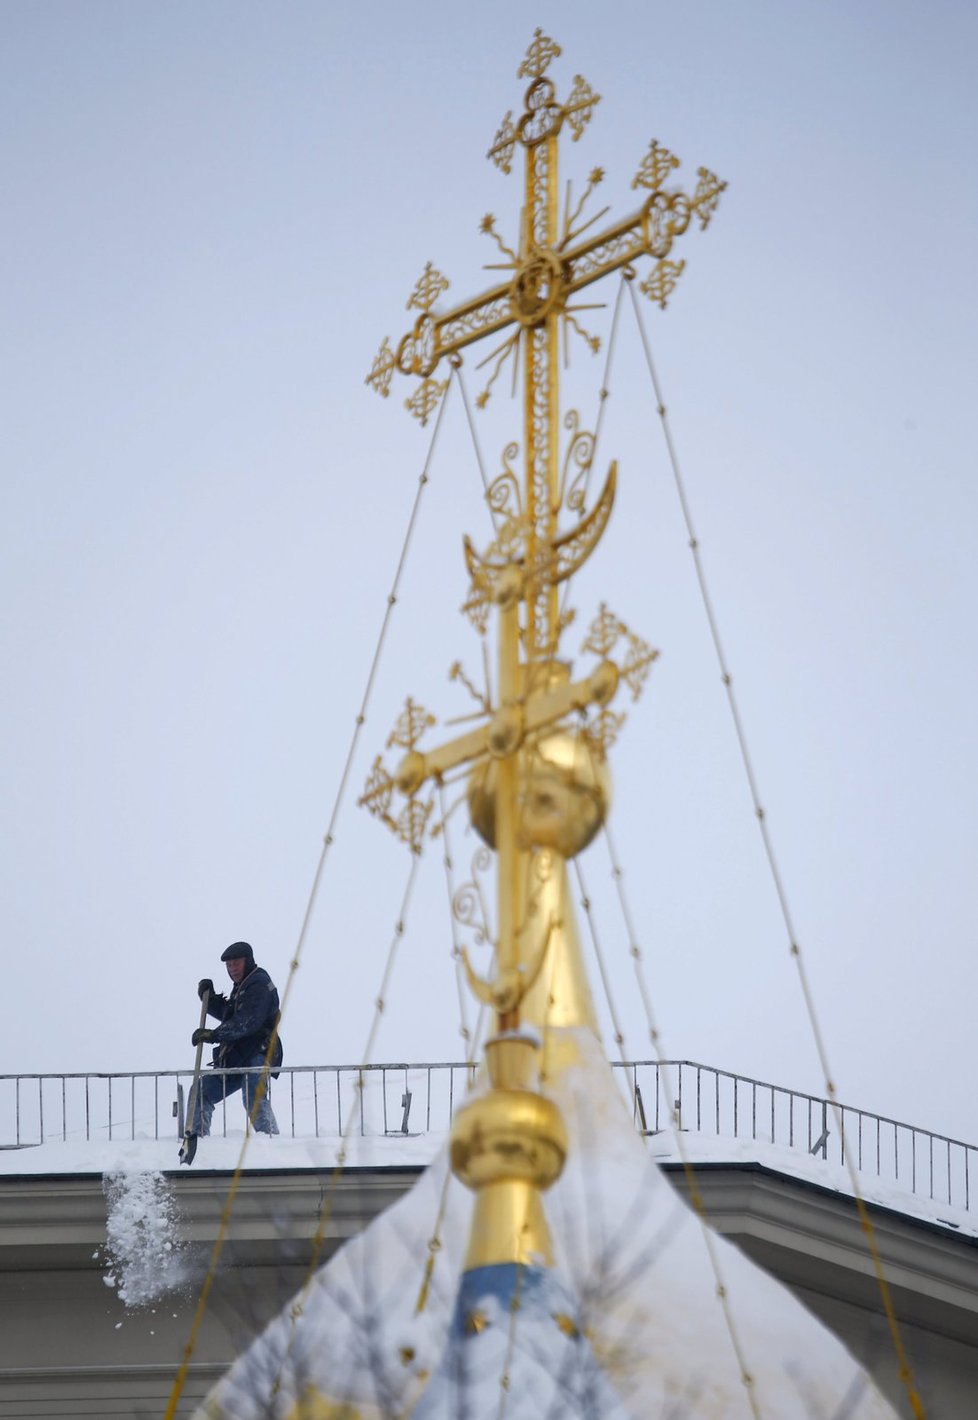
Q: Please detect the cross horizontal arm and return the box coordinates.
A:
[562,185,705,296]
[432,288,514,362]
[562,204,650,295]
[391,183,715,384]
[393,659,620,797]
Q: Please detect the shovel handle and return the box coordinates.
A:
[184,988,212,1133]
[195,987,211,1035]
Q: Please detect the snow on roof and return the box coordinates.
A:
[0,1128,441,1178]
[648,1129,978,1239]
[3,1115,974,1244]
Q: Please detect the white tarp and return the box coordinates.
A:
[193,1028,903,1419]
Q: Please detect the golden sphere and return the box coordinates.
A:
[468,727,611,858]
[450,1087,567,1192]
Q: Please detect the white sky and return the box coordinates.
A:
[2,2,976,1145]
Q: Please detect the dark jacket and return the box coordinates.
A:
[205,965,282,1072]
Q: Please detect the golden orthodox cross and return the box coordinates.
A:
[360,29,723,1269]
[367,26,725,663]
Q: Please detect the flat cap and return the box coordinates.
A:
[221,941,254,962]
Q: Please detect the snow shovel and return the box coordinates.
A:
[179,988,211,1166]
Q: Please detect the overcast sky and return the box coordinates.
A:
[2,2,976,1146]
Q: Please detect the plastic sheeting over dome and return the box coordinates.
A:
[194,1029,901,1419]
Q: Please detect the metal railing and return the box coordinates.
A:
[620,1060,975,1215]
[1,1059,974,1216]
[0,1062,477,1154]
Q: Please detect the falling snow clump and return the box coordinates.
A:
[101,1169,186,1307]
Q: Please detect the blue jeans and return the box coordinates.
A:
[191,1054,279,1135]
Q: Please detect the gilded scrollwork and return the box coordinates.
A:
[640,258,686,310]
[692,167,727,229]
[405,376,447,426]
[566,227,645,288]
[359,761,433,855]
[397,797,434,855]
[397,313,440,378]
[632,139,680,193]
[517,28,561,81]
[520,79,562,146]
[642,189,693,261]
[487,111,517,174]
[360,755,395,822]
[387,697,436,753]
[527,324,551,652]
[486,444,523,520]
[452,845,494,949]
[560,410,596,514]
[407,262,450,315]
[359,698,441,854]
[583,707,626,759]
[365,337,396,398]
[581,603,659,704]
[621,631,659,700]
[436,295,512,356]
[582,603,625,659]
[529,138,552,250]
[564,74,599,142]
[461,590,491,637]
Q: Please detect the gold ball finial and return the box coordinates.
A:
[469,727,611,859]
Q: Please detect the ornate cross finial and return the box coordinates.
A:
[365,30,724,661]
[361,25,721,658]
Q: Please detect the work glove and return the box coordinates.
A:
[197,978,214,1000]
[192,1027,217,1047]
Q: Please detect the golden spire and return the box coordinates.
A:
[361,28,723,1270]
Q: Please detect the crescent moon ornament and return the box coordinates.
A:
[459,917,556,1014]
[544,459,616,586]
[462,460,617,606]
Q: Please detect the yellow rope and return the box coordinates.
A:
[572,856,629,1068]
[162,383,452,1420]
[625,276,927,1419]
[269,841,426,1400]
[493,864,564,1420]
[436,778,474,1056]
[555,273,628,640]
[599,819,762,1419]
[576,715,763,1419]
[454,360,504,534]
[413,780,490,1318]
[495,1258,528,1420]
